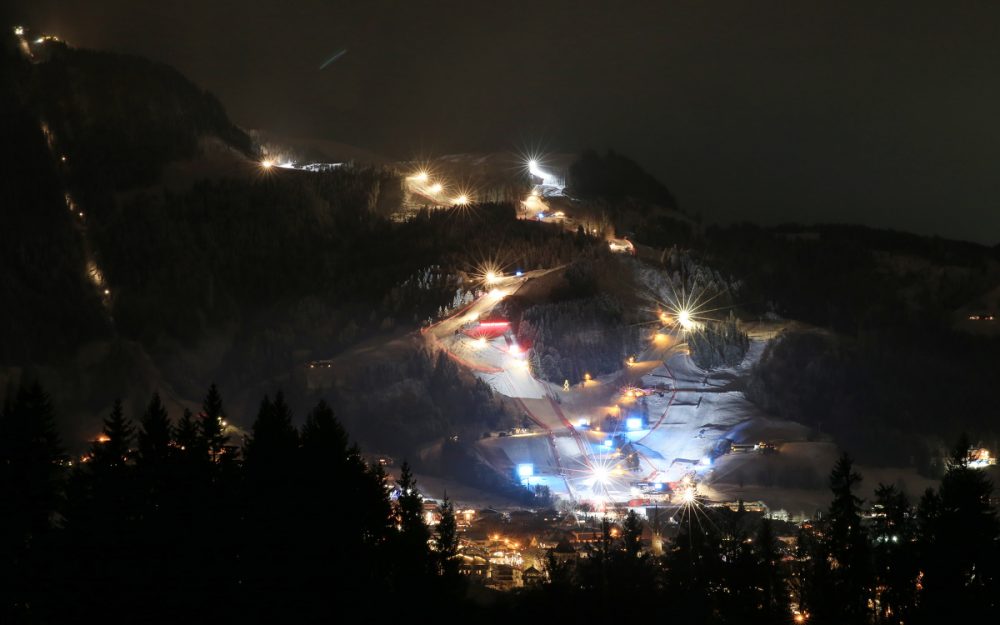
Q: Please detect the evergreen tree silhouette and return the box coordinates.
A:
[754,518,790,624]
[198,383,228,461]
[394,460,432,594]
[822,453,872,623]
[65,399,140,623]
[0,381,65,623]
[436,493,459,578]
[871,483,915,624]
[133,392,177,624]
[621,509,643,558]
[92,399,134,468]
[174,407,198,452]
[916,435,999,622]
[137,392,172,467]
[241,392,301,621]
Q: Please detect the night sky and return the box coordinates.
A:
[10,0,1000,244]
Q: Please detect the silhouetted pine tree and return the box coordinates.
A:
[175,386,239,621]
[198,383,228,461]
[754,518,790,624]
[63,399,140,623]
[0,382,65,623]
[870,484,915,624]
[92,399,134,467]
[133,392,176,624]
[435,493,460,587]
[294,399,394,618]
[174,407,198,452]
[621,509,643,558]
[136,392,172,467]
[665,507,724,623]
[915,435,999,622]
[394,460,432,592]
[241,392,302,621]
[821,453,872,624]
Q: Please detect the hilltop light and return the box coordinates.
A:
[14,26,24,36]
[260,159,275,169]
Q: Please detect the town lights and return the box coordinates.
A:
[452,194,470,206]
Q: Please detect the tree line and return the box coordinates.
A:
[504,445,998,624]
[3,379,997,623]
[0,380,468,624]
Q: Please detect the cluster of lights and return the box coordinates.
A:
[405,169,475,207]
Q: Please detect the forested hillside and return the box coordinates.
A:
[1,36,607,447]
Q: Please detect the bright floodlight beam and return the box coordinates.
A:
[591,465,609,485]
[677,308,693,330]
[260,159,274,169]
